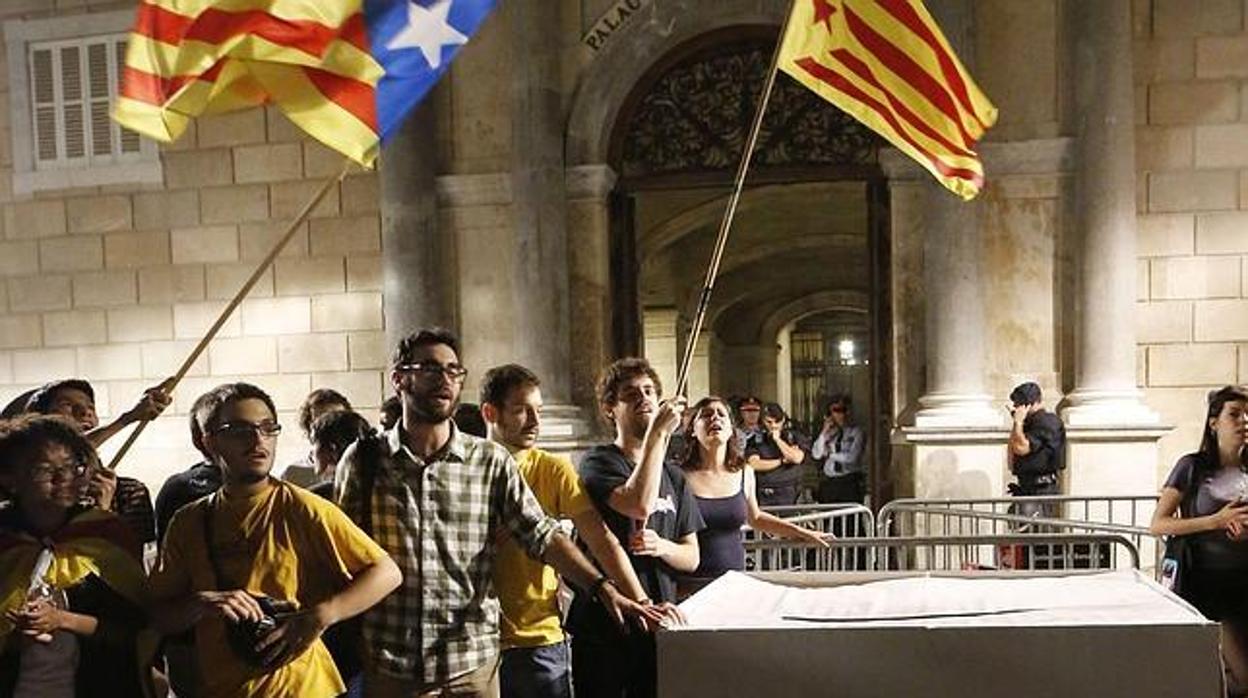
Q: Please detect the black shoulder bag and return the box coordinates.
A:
[200,493,295,666]
[1160,465,1200,600]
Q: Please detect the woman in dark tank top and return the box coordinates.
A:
[677,397,830,595]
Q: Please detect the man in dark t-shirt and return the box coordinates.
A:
[568,358,703,698]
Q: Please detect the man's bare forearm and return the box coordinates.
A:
[574,511,649,600]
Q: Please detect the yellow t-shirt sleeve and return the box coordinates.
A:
[304,492,390,576]
[148,506,195,602]
[550,453,595,519]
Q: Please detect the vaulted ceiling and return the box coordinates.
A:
[637,180,871,346]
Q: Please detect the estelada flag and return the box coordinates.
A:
[778,0,998,200]
[113,0,498,167]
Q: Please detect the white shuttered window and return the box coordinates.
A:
[6,11,161,195]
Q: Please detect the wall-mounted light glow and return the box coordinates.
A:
[838,338,856,365]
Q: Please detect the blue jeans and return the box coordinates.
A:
[500,642,572,698]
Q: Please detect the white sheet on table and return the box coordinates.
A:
[675,570,1205,630]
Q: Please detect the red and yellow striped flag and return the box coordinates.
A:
[114,0,499,167]
[778,0,997,199]
[115,1,383,165]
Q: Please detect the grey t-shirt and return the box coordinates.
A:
[1164,453,1248,569]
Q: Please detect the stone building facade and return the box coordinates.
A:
[0,0,1243,505]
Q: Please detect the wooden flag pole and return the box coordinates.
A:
[673,6,793,398]
[105,158,353,471]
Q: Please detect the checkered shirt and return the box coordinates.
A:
[335,423,558,685]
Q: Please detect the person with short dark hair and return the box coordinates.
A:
[0,415,154,697]
[308,410,374,501]
[1006,381,1065,498]
[335,330,653,698]
[26,379,165,549]
[149,382,401,698]
[480,364,663,698]
[568,357,702,698]
[744,403,810,507]
[1150,386,1248,693]
[284,389,353,488]
[811,394,866,504]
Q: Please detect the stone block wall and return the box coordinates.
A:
[0,3,386,494]
[1134,0,1248,478]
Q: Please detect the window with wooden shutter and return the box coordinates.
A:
[27,33,146,169]
[6,11,162,195]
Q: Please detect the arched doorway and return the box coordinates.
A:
[600,28,894,502]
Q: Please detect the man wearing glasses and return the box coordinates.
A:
[811,394,866,505]
[149,382,402,698]
[334,328,659,698]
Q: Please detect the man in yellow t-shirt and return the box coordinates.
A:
[481,365,657,698]
[149,382,401,698]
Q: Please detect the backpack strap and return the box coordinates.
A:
[353,432,383,537]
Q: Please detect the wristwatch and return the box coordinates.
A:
[589,574,612,598]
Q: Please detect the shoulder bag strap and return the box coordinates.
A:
[200,492,226,591]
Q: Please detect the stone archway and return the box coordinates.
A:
[562,2,888,421]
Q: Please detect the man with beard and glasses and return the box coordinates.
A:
[149,383,401,698]
[480,364,674,698]
[567,358,703,698]
[334,329,660,698]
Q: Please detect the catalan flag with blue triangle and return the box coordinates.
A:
[114,0,497,167]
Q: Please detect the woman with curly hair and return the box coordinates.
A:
[677,396,828,594]
[0,415,154,697]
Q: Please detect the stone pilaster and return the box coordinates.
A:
[566,164,617,413]
[505,0,591,447]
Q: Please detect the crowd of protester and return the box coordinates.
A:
[0,326,874,697]
[8,321,1248,697]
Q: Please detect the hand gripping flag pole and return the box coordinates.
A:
[673,6,794,399]
[105,160,351,471]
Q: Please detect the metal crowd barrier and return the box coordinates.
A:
[744,533,1141,573]
[747,503,875,571]
[876,495,1161,571]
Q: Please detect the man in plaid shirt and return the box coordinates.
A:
[335,328,661,697]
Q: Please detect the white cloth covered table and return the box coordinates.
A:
[659,570,1221,697]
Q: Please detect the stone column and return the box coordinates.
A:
[1060,0,1165,506]
[913,181,1000,427]
[507,0,588,445]
[1062,0,1157,427]
[380,102,457,348]
[904,0,998,428]
[888,0,1003,504]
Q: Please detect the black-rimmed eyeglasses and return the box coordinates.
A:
[396,362,468,381]
[213,421,282,439]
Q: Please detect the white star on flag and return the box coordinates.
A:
[386,0,468,69]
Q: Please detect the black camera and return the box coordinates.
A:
[225,595,296,667]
